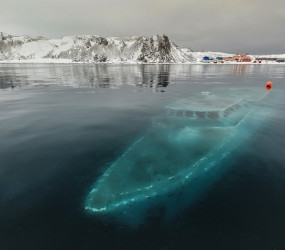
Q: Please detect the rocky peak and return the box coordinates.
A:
[0,32,194,63]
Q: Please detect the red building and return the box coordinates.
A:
[223,54,252,62]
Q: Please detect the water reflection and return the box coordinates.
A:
[0,64,284,90]
[0,73,29,89]
[0,63,284,249]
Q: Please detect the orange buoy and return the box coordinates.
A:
[266,81,272,91]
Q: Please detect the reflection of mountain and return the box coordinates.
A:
[0,73,29,89]
[0,64,273,90]
[0,32,194,63]
[139,65,170,90]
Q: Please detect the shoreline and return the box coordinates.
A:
[0,60,284,65]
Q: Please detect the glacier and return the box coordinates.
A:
[85,86,272,225]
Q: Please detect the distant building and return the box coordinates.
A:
[203,56,214,61]
[223,54,251,62]
[255,57,278,61]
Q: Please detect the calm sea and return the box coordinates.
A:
[0,64,285,250]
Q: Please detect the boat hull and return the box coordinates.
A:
[85,87,271,224]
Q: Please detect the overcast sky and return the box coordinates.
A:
[1,0,284,54]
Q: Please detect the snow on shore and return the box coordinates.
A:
[0,32,284,64]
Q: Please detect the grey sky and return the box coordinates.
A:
[1,0,284,54]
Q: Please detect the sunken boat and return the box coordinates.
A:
[85,86,271,221]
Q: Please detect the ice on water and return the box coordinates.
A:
[85,86,267,217]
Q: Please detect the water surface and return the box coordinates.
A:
[0,64,285,250]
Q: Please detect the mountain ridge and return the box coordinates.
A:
[0,32,195,63]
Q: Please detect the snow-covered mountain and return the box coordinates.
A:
[0,32,195,63]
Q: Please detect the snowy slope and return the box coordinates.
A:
[0,32,194,63]
[1,32,284,63]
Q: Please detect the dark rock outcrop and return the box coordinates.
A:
[0,32,194,63]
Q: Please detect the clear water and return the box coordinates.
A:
[0,64,285,249]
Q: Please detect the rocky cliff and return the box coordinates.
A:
[0,32,194,63]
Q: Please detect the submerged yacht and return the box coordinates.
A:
[85,86,271,217]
